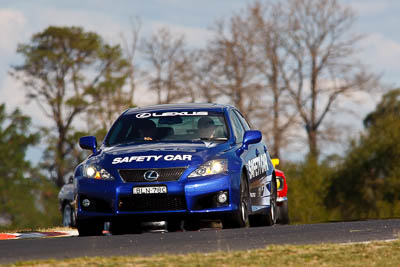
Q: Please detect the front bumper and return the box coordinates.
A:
[76,173,240,221]
[277,196,287,203]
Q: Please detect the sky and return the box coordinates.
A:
[0,0,399,163]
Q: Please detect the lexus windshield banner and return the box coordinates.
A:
[136,111,208,119]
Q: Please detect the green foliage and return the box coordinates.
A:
[276,90,400,224]
[363,89,400,128]
[326,89,400,220]
[12,26,131,187]
[0,104,60,230]
[284,156,335,224]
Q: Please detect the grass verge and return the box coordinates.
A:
[6,239,400,267]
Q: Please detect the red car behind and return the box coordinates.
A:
[272,159,289,224]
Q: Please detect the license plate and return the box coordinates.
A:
[133,186,167,194]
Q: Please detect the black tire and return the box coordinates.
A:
[109,220,141,235]
[184,219,201,231]
[62,203,76,227]
[277,201,290,224]
[109,221,126,235]
[266,175,277,226]
[167,220,182,232]
[76,219,104,236]
[222,174,250,229]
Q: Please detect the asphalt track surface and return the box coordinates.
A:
[1,219,400,264]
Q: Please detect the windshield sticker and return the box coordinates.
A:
[112,154,192,164]
[136,111,208,119]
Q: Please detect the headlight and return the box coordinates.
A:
[84,165,114,180]
[188,159,228,178]
[276,177,284,191]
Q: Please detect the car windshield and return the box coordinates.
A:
[104,111,229,146]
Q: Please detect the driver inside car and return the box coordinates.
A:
[197,117,216,139]
[137,119,157,141]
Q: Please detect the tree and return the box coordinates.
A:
[199,1,300,158]
[363,89,400,128]
[249,2,299,158]
[12,26,130,187]
[279,0,377,158]
[0,104,59,229]
[142,27,196,104]
[285,157,334,224]
[121,17,142,106]
[84,44,132,139]
[205,13,263,119]
[192,49,223,103]
[326,89,400,220]
[200,0,378,159]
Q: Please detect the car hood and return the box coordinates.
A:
[96,141,231,169]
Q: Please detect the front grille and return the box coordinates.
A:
[118,195,186,212]
[119,167,187,183]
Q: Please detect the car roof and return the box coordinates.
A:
[124,103,235,115]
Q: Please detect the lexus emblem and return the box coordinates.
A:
[136,113,151,119]
[144,170,159,181]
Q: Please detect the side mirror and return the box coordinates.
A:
[68,176,74,184]
[79,136,97,154]
[242,130,262,150]
[271,158,280,168]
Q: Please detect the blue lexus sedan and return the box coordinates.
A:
[74,103,277,236]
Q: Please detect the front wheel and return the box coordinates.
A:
[76,219,104,236]
[222,174,250,229]
[184,219,201,231]
[109,220,141,235]
[167,220,182,232]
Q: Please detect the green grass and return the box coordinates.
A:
[6,239,400,267]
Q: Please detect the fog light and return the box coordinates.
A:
[82,199,91,207]
[217,192,228,204]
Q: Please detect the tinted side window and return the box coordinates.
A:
[230,110,245,143]
[233,110,251,131]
